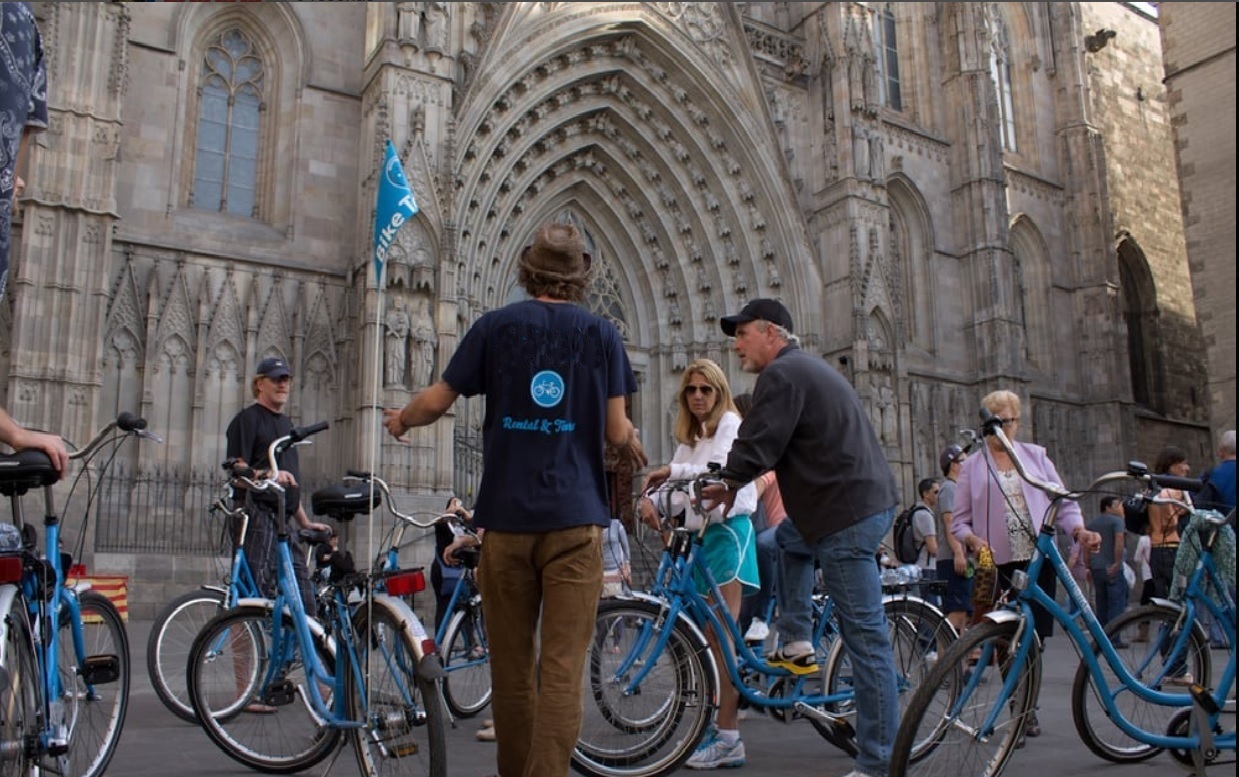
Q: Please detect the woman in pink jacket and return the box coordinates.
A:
[952,390,1101,740]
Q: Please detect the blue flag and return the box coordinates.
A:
[373,139,419,281]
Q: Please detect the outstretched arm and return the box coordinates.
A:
[383,380,459,439]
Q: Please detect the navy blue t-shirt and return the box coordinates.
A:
[442,300,636,533]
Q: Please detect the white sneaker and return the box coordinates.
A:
[744,618,770,643]
[685,734,746,769]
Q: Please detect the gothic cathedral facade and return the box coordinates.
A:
[1,3,1209,608]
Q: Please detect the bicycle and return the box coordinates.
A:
[890,408,1235,777]
[339,471,491,721]
[0,411,160,777]
[572,472,954,777]
[145,461,352,723]
[186,422,447,776]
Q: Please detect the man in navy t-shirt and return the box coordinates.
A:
[384,221,646,777]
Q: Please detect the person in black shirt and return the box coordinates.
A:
[225,357,330,614]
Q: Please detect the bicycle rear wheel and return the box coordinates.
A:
[889,618,1040,777]
[187,605,340,774]
[823,596,956,758]
[1071,603,1212,763]
[573,599,716,777]
[54,590,130,777]
[440,605,491,718]
[0,588,39,777]
[146,587,226,722]
[349,605,446,777]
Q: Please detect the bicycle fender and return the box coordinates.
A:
[881,592,948,622]
[1146,598,1211,642]
[198,584,228,595]
[981,608,1024,625]
[616,591,713,654]
[0,584,19,685]
[368,593,446,682]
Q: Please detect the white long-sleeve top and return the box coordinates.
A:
[654,411,758,527]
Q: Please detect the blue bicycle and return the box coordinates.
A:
[0,412,160,777]
[572,474,953,777]
[186,422,447,776]
[890,409,1235,777]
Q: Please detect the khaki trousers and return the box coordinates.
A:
[477,524,603,777]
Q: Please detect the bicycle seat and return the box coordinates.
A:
[454,546,480,569]
[311,483,382,521]
[0,450,61,495]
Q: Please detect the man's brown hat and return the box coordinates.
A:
[519,222,592,282]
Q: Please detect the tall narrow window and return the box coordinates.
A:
[874,3,902,111]
[988,7,1017,152]
[193,29,263,218]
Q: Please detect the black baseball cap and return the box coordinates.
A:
[256,357,292,379]
[940,444,965,475]
[720,298,794,337]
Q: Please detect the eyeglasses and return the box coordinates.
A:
[928,488,940,496]
[264,375,292,385]
[683,385,715,396]
[999,417,1020,426]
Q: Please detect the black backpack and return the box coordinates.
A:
[893,505,928,565]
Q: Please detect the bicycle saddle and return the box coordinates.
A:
[311,483,382,521]
[0,450,61,495]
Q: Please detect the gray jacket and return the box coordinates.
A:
[724,345,898,544]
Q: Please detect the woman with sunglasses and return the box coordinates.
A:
[638,358,759,770]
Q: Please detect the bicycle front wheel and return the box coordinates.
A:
[1071,603,1212,763]
[349,605,446,777]
[440,605,491,718]
[55,590,130,777]
[572,599,716,777]
[889,618,1041,777]
[146,587,227,722]
[187,605,341,774]
[0,589,39,777]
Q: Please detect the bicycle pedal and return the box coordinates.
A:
[389,742,419,758]
[265,680,297,706]
[79,654,120,685]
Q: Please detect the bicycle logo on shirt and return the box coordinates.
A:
[530,370,565,408]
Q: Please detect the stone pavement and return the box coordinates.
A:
[109,617,1226,776]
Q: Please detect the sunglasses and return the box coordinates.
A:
[683,385,716,396]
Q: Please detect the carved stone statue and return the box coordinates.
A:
[853,125,870,180]
[397,3,424,45]
[423,2,449,53]
[385,305,411,387]
[869,132,885,180]
[411,299,435,387]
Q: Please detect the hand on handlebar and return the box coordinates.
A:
[698,481,735,516]
[637,496,662,530]
[642,466,671,493]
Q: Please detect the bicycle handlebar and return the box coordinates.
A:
[67,411,162,461]
[264,421,329,483]
[1147,473,1204,493]
[341,472,444,529]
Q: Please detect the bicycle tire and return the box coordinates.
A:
[572,599,715,777]
[822,596,955,758]
[889,618,1040,777]
[187,605,341,774]
[54,590,131,777]
[440,605,491,718]
[349,604,447,777]
[1071,603,1213,763]
[146,587,227,722]
[0,587,39,777]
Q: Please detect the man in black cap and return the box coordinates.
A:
[703,298,899,777]
[936,443,973,632]
[384,221,646,777]
[225,357,330,624]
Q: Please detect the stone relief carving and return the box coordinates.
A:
[411,297,435,388]
[385,304,410,387]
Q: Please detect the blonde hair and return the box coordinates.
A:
[981,389,1021,419]
[673,358,737,446]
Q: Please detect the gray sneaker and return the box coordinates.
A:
[685,735,746,769]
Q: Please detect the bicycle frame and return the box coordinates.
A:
[618,527,840,714]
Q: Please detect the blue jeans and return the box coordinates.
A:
[1092,567,1129,628]
[780,509,899,777]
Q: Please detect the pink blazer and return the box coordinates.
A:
[951,441,1084,566]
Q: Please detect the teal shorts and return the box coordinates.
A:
[693,514,759,597]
